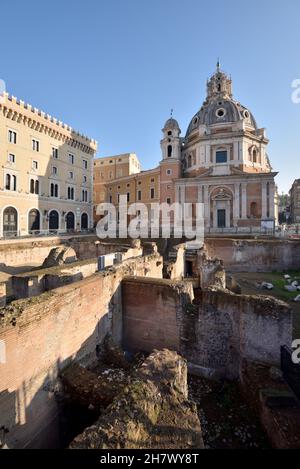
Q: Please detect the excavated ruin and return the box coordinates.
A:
[69,349,204,449]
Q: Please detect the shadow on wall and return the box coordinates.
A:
[0,298,115,449]
[2,130,92,239]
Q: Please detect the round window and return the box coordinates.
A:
[244,110,250,119]
[193,116,199,126]
[216,108,226,118]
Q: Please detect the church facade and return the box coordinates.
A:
[94,65,278,232]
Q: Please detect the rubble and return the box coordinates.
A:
[285,285,297,292]
[261,282,274,290]
[70,350,204,449]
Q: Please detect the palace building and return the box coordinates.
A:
[94,64,278,232]
[0,92,97,237]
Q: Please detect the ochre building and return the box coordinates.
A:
[94,64,278,231]
[0,92,97,237]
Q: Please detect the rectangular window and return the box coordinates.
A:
[32,139,40,152]
[52,148,58,159]
[216,150,228,164]
[83,175,87,183]
[8,130,17,144]
[150,188,155,199]
[166,169,172,176]
[52,166,57,176]
[69,171,74,179]
[127,192,130,202]
[137,190,142,201]
[69,153,75,164]
[32,160,38,170]
[83,160,88,170]
[8,153,15,163]
[167,197,171,205]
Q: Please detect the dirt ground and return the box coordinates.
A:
[230,271,300,339]
[188,376,270,449]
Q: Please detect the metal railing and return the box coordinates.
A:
[0,229,94,240]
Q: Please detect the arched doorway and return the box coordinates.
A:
[66,212,75,231]
[81,213,88,230]
[3,207,18,236]
[250,202,258,218]
[49,210,59,231]
[28,209,40,232]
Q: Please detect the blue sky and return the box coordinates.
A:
[1,0,299,193]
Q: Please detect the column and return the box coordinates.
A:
[226,200,231,227]
[269,182,275,219]
[233,183,240,225]
[198,185,203,203]
[261,182,267,218]
[204,185,210,228]
[241,183,247,219]
[213,201,217,228]
[180,184,185,204]
[205,145,210,165]
[233,141,239,164]
[175,185,180,203]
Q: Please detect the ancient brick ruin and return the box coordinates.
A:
[0,235,300,449]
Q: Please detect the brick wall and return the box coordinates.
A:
[204,238,300,272]
[0,235,133,267]
[122,279,292,380]
[0,254,163,448]
[122,277,193,353]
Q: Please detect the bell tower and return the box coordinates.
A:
[159,113,182,205]
[160,114,181,161]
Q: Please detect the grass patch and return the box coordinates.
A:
[261,271,300,302]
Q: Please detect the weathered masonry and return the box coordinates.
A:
[122,277,292,380]
[0,253,163,448]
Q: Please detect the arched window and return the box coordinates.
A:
[35,180,39,195]
[168,131,172,136]
[50,183,58,197]
[167,145,172,157]
[12,175,17,191]
[253,149,257,163]
[49,210,59,230]
[66,212,75,231]
[30,179,35,194]
[81,213,88,230]
[28,209,40,232]
[187,154,192,168]
[3,206,18,234]
[5,174,11,190]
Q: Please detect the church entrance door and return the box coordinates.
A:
[217,209,226,228]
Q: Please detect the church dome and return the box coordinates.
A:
[186,98,257,136]
[163,117,180,131]
[185,65,258,137]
